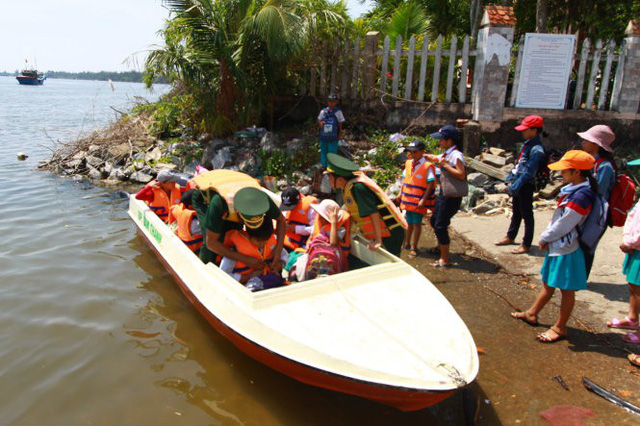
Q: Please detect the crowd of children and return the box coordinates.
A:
[135,98,640,363]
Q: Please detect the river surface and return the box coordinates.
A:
[0,76,474,425]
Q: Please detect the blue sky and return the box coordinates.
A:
[0,0,373,73]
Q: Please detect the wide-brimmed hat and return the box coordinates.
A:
[515,115,544,131]
[310,199,344,223]
[577,125,615,152]
[548,150,595,171]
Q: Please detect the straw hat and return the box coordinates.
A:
[577,125,615,152]
[310,199,344,223]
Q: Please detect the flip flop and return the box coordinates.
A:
[607,317,640,330]
[407,249,418,259]
[537,327,567,343]
[511,311,539,326]
[622,331,640,344]
[431,260,451,268]
[628,354,640,368]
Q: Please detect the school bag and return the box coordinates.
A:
[304,234,342,280]
[577,190,609,254]
[534,147,560,192]
[607,172,636,227]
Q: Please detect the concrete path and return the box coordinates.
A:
[451,209,631,331]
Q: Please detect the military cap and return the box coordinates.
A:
[235,187,270,229]
[326,153,358,177]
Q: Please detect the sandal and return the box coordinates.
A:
[407,249,418,259]
[431,260,451,268]
[537,327,567,343]
[511,311,539,326]
[628,354,640,368]
[622,331,640,344]
[607,317,640,330]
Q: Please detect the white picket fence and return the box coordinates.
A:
[305,33,626,112]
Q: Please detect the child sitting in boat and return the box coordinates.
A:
[220,219,289,291]
[168,189,203,255]
[135,170,182,223]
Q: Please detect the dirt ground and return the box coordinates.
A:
[401,217,640,424]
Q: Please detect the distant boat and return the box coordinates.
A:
[16,59,46,85]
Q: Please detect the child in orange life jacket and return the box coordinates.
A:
[220,218,289,288]
[280,187,318,251]
[168,189,203,255]
[135,170,182,223]
[511,151,598,343]
[400,140,437,259]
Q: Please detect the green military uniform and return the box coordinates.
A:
[327,153,404,256]
[192,187,282,264]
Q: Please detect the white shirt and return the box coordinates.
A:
[440,145,465,167]
[317,108,345,122]
[401,157,436,182]
[294,209,317,236]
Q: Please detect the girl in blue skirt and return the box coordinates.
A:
[511,150,598,343]
[609,157,640,344]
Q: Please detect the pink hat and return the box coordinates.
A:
[577,125,615,152]
[310,199,344,223]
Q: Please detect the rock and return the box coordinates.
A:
[539,181,564,199]
[65,159,84,169]
[154,163,178,172]
[130,171,154,184]
[319,174,332,194]
[300,185,313,195]
[489,147,506,157]
[237,152,258,175]
[276,179,288,190]
[260,132,279,152]
[88,144,101,154]
[467,172,491,187]
[481,153,508,168]
[385,180,402,200]
[367,148,377,156]
[501,164,515,174]
[210,146,233,169]
[72,151,87,161]
[284,139,305,154]
[183,160,199,175]
[108,167,128,181]
[472,199,498,215]
[504,154,515,164]
[86,155,103,168]
[87,166,103,180]
[102,162,113,176]
[494,183,510,194]
[145,147,162,163]
[108,143,131,158]
[486,193,510,207]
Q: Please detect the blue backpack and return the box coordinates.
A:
[577,189,609,254]
[320,107,340,139]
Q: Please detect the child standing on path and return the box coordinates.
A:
[425,125,467,268]
[400,140,436,259]
[511,150,598,343]
[496,116,548,255]
[317,93,345,169]
[607,157,640,343]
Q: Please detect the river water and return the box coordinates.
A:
[0,76,475,425]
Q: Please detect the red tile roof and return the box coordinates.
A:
[483,5,517,27]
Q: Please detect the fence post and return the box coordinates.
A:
[471,5,516,122]
[611,20,640,113]
[363,31,379,101]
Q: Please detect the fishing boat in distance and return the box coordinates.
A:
[16,60,46,85]
[128,186,479,411]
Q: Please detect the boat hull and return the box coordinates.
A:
[16,76,45,85]
[135,226,454,410]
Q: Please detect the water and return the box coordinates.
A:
[0,77,471,425]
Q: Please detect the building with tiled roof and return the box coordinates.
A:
[481,5,517,28]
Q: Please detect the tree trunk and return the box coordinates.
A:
[536,0,548,33]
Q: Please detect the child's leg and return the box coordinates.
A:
[554,289,576,333]
[529,283,555,317]
[411,219,422,249]
[327,140,339,156]
[404,224,414,249]
[629,283,640,321]
[320,140,328,168]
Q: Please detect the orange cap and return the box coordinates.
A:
[548,150,595,171]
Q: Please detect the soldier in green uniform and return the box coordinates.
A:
[325,153,406,256]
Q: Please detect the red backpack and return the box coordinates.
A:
[597,158,636,227]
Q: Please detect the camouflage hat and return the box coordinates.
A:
[326,153,358,177]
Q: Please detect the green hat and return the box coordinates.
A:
[234,188,270,229]
[326,153,358,177]
[628,158,640,166]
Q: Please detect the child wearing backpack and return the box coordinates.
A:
[318,93,345,169]
[511,150,598,343]
[607,157,640,344]
[495,116,548,255]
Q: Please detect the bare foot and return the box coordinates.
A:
[495,237,514,246]
[511,311,539,326]
[511,245,530,255]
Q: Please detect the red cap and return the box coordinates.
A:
[515,115,544,131]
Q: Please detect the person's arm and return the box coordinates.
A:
[270,214,286,271]
[539,209,585,245]
[596,162,615,199]
[206,230,265,270]
[509,147,545,194]
[367,212,384,251]
[439,155,466,181]
[135,184,155,202]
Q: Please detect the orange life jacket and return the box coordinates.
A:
[224,230,277,277]
[400,160,436,214]
[284,195,318,250]
[170,204,203,255]
[311,210,352,269]
[148,183,182,223]
[343,172,408,240]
